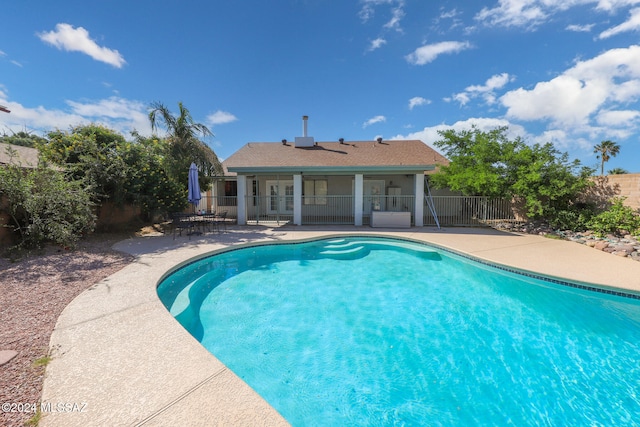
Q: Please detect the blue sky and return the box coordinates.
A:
[2,0,640,173]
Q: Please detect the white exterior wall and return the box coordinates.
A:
[354,174,363,226]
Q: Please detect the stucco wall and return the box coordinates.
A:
[587,174,640,211]
[606,174,640,210]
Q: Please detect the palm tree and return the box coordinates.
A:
[593,140,620,176]
[148,101,222,187]
[608,167,628,175]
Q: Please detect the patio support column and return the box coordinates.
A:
[414,173,424,226]
[293,174,302,225]
[354,174,363,226]
[237,175,247,225]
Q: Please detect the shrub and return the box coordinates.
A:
[548,205,595,231]
[586,198,640,237]
[0,164,95,250]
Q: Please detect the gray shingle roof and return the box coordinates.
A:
[224,140,448,174]
[0,143,39,168]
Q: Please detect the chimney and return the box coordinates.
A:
[295,115,315,147]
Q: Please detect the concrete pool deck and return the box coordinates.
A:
[40,226,640,426]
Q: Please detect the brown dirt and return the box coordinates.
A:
[0,233,135,427]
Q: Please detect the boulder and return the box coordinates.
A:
[594,241,609,251]
[616,244,636,253]
[0,350,18,366]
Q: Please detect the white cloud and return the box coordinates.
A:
[363,115,386,128]
[596,0,640,12]
[474,0,640,30]
[367,37,387,52]
[0,93,151,136]
[439,8,461,20]
[475,0,549,29]
[358,0,396,23]
[383,2,405,32]
[566,23,595,32]
[405,41,472,65]
[207,110,238,125]
[359,0,405,37]
[37,23,126,68]
[502,75,608,126]
[599,7,640,38]
[451,73,513,106]
[499,45,640,145]
[408,96,431,110]
[390,117,527,148]
[596,109,640,125]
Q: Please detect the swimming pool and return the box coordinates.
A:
[157,236,640,426]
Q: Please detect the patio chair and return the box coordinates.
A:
[214,211,228,233]
[171,213,195,240]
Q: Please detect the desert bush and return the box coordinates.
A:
[547,204,595,231]
[0,164,95,249]
[586,197,640,237]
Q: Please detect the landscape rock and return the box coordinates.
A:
[493,221,640,262]
[616,244,636,253]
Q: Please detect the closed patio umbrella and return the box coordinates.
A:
[188,162,201,210]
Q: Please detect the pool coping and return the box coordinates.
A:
[40,226,640,426]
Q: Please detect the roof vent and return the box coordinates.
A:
[339,138,344,144]
[282,139,287,145]
[376,137,383,144]
[295,115,315,147]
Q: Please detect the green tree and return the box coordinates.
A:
[42,124,130,205]
[40,124,197,220]
[430,127,517,198]
[148,101,222,190]
[125,132,188,219]
[432,126,593,220]
[0,129,47,148]
[594,140,620,176]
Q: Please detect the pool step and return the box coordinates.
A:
[320,245,368,260]
[322,239,441,260]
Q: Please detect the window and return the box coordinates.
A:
[219,180,237,206]
[303,179,327,205]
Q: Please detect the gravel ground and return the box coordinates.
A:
[0,234,135,427]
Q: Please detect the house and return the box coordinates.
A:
[217,116,450,227]
[0,143,39,168]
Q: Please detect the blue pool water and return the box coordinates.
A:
[157,236,640,426]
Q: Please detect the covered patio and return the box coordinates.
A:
[221,138,449,227]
